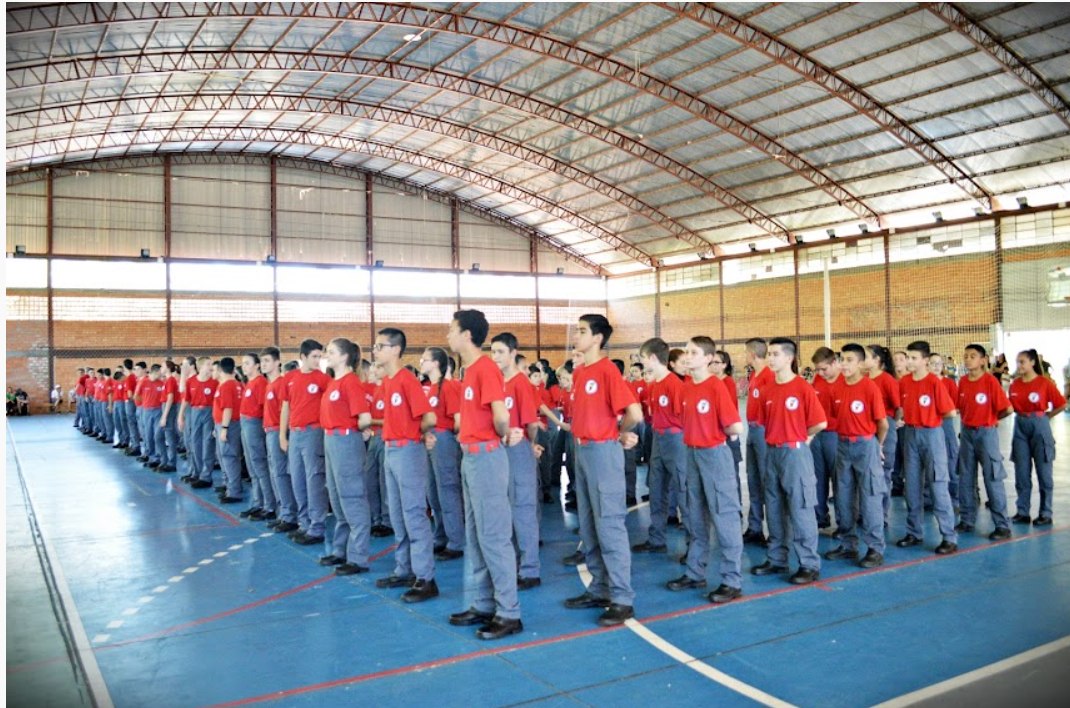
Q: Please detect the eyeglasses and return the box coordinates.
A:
[372,343,395,352]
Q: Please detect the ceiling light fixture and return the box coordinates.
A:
[403,32,424,42]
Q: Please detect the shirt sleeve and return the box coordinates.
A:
[804,384,827,428]
[478,365,505,407]
[992,377,1011,411]
[1049,379,1068,408]
[607,368,638,415]
[346,377,368,418]
[278,373,290,402]
[518,383,539,426]
[715,381,741,427]
[406,375,433,417]
[443,381,461,417]
[870,382,887,420]
[935,379,955,415]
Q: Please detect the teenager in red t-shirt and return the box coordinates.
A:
[824,344,888,568]
[564,314,641,627]
[121,359,140,456]
[929,352,961,508]
[955,344,1013,538]
[373,327,438,603]
[319,338,373,576]
[363,360,392,538]
[74,368,88,431]
[140,365,164,465]
[1009,348,1066,525]
[753,338,826,584]
[237,352,275,522]
[492,333,541,591]
[864,344,902,524]
[259,348,299,531]
[153,362,181,472]
[633,337,688,556]
[279,339,332,545]
[810,347,842,530]
[212,357,244,502]
[743,338,774,544]
[669,336,744,603]
[181,357,218,488]
[420,346,464,560]
[898,341,958,553]
[526,365,557,501]
[711,350,743,470]
[110,368,127,449]
[445,312,520,639]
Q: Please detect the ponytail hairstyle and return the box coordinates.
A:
[668,348,686,379]
[866,344,894,374]
[539,358,558,388]
[1018,349,1040,376]
[329,338,361,373]
[715,350,734,376]
[424,347,449,400]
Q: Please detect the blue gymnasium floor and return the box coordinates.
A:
[7,413,1070,708]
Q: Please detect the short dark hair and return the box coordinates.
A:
[966,343,987,358]
[745,338,768,358]
[690,336,717,358]
[284,360,300,373]
[184,355,197,366]
[631,361,644,371]
[260,346,281,362]
[219,357,236,375]
[123,359,133,369]
[135,361,147,369]
[906,340,931,358]
[841,343,866,361]
[811,346,837,365]
[113,370,124,380]
[150,364,162,373]
[640,337,670,365]
[580,313,613,348]
[491,332,519,351]
[377,327,407,354]
[769,337,797,358]
[244,351,260,365]
[454,310,490,347]
[611,358,625,375]
[299,339,324,357]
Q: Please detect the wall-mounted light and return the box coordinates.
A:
[974,207,985,217]
[556,267,565,275]
[374,260,385,268]
[794,235,804,245]
[471,263,480,272]
[1017,196,1028,208]
[266,254,276,263]
[826,229,837,239]
[14,244,27,256]
[140,248,151,258]
[748,243,757,253]
[858,224,869,234]
[933,211,943,222]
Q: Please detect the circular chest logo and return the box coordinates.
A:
[658,394,669,407]
[329,390,341,402]
[244,389,252,397]
[1029,392,1041,403]
[267,392,275,400]
[203,387,211,395]
[975,392,988,405]
[752,388,760,398]
[697,399,710,414]
[505,396,514,410]
[919,394,932,407]
[376,400,385,411]
[429,396,439,408]
[464,387,474,401]
[851,400,864,414]
[307,383,319,394]
[390,392,402,407]
[585,380,598,395]
[785,396,800,411]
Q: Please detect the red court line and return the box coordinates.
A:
[369,544,398,562]
[164,480,241,526]
[7,656,70,675]
[194,523,1070,708]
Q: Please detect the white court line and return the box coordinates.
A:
[573,498,799,708]
[869,635,1070,708]
[9,423,116,708]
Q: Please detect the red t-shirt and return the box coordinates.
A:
[240,376,267,419]
[123,373,137,402]
[571,357,637,441]
[368,383,385,433]
[504,371,539,432]
[648,373,684,432]
[423,379,460,433]
[1009,376,1067,415]
[872,372,900,418]
[212,379,241,424]
[186,376,218,407]
[813,374,843,433]
[162,376,179,406]
[940,376,958,406]
[134,376,149,407]
[957,374,1011,427]
[549,384,563,408]
[747,366,775,423]
[76,375,88,397]
[718,374,737,403]
[111,379,125,401]
[762,375,826,445]
[629,380,646,415]
[141,379,164,409]
[833,377,887,438]
[320,373,369,430]
[93,379,107,402]
[560,387,574,423]
[264,375,286,428]
[681,375,741,448]
[381,368,432,442]
[281,369,332,429]
[458,356,506,444]
[900,373,955,428]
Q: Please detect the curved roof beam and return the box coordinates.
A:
[8,122,659,267]
[9,92,723,257]
[6,52,793,242]
[922,2,1070,131]
[658,1,995,211]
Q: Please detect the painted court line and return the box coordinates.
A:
[164,479,241,526]
[8,424,115,708]
[869,635,1070,708]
